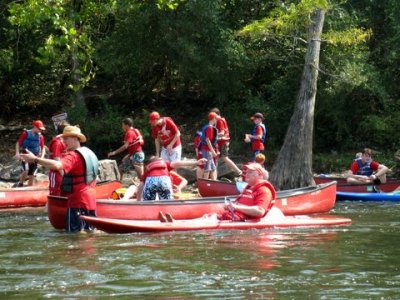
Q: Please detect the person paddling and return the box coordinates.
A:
[159,163,276,222]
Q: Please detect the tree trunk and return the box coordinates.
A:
[270,9,325,190]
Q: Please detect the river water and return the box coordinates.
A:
[1,201,400,299]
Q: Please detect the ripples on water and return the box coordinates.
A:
[1,202,400,298]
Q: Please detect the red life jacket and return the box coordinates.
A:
[237,180,276,217]
[128,128,144,146]
[145,158,169,176]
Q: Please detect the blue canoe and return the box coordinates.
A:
[337,191,400,201]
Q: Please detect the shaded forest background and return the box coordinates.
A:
[0,0,399,171]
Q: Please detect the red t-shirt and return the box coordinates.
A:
[200,126,217,151]
[194,135,202,159]
[141,160,173,182]
[48,137,66,159]
[252,125,265,151]
[48,137,67,196]
[125,128,143,154]
[61,151,96,210]
[151,117,181,148]
[350,160,379,174]
[170,171,184,187]
[216,118,229,147]
[17,130,45,155]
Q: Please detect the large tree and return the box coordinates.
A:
[240,0,370,189]
[271,8,325,189]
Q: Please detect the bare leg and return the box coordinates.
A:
[222,156,242,175]
[28,175,34,186]
[210,170,217,180]
[196,167,204,179]
[19,170,28,186]
[134,164,144,179]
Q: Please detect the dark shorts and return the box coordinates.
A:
[66,208,96,233]
[219,144,229,158]
[21,161,38,176]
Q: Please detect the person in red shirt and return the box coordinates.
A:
[169,170,188,193]
[48,121,69,195]
[136,156,206,201]
[149,111,181,162]
[200,112,219,180]
[14,120,46,187]
[220,163,276,221]
[193,130,203,179]
[347,148,388,185]
[210,108,242,176]
[108,118,145,180]
[158,162,276,223]
[245,112,267,161]
[20,125,99,233]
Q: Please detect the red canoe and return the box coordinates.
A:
[0,180,122,209]
[80,212,351,233]
[314,176,400,193]
[47,181,337,230]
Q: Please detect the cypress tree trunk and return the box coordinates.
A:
[270,9,325,190]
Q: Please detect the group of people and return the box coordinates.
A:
[14,113,391,233]
[14,109,270,232]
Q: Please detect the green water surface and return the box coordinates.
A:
[1,202,400,299]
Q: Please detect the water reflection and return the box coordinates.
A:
[1,202,400,298]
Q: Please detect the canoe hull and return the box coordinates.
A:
[314,176,400,193]
[48,182,337,230]
[0,180,121,209]
[0,181,49,209]
[197,179,337,215]
[81,214,352,233]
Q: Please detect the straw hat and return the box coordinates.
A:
[60,125,87,143]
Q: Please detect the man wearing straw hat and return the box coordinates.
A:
[21,125,99,233]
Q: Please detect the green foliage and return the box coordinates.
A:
[0,0,399,158]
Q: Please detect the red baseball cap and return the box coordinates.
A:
[32,120,45,131]
[250,112,264,120]
[148,111,160,123]
[208,112,218,120]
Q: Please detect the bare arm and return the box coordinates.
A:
[167,131,181,150]
[108,141,129,157]
[20,150,63,171]
[155,138,161,157]
[374,164,389,178]
[171,158,207,169]
[230,203,265,218]
[14,142,21,160]
[205,138,217,157]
